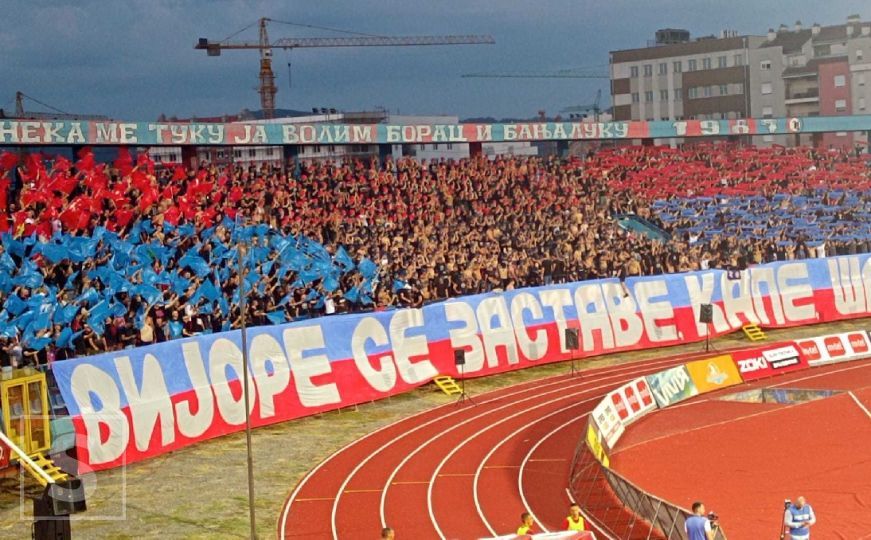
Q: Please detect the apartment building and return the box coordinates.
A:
[611,14,871,148]
[610,32,763,127]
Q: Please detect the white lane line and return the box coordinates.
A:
[426,367,678,540]
[376,354,692,535]
[474,407,589,536]
[430,390,602,539]
[282,343,738,536]
[848,391,871,420]
[284,347,730,538]
[283,368,575,537]
[516,415,587,533]
[564,487,618,540]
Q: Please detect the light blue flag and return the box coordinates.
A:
[334,246,355,271]
[266,310,286,325]
[358,258,378,278]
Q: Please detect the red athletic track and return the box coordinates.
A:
[612,360,871,540]
[277,348,735,539]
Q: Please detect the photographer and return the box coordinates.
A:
[685,501,717,540]
[784,496,815,540]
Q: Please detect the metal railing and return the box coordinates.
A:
[568,419,726,540]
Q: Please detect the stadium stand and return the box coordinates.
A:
[0,143,868,364]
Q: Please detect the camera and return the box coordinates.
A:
[707,512,719,527]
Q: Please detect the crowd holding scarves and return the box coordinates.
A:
[0,143,868,366]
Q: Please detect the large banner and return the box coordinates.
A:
[51,254,871,470]
[4,115,871,146]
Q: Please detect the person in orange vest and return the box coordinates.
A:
[517,512,534,535]
[563,503,586,531]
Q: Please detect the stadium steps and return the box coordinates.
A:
[742,323,767,341]
[432,375,463,396]
[19,453,68,487]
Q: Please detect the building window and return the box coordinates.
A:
[761,60,772,71]
[761,82,773,95]
[702,57,712,70]
[658,62,668,75]
[688,87,698,99]
[631,92,640,103]
[734,83,745,94]
[835,99,847,111]
[644,90,654,102]
[446,143,453,150]
[688,59,697,71]
[673,60,682,73]
[703,86,713,97]
[630,66,639,77]
[860,97,866,110]
[248,149,256,158]
[234,149,242,158]
[834,74,846,87]
[719,84,728,95]
[674,88,682,101]
[859,73,866,86]
[660,89,669,101]
[718,55,728,68]
[734,54,744,66]
[643,64,653,76]
[311,145,321,153]
[857,49,864,61]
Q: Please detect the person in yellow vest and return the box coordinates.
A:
[517,512,534,535]
[563,503,586,531]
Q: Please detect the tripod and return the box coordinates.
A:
[455,362,476,406]
[702,321,718,353]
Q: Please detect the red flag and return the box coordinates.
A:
[163,206,181,226]
[172,166,186,181]
[0,152,19,172]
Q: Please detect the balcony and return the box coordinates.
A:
[785,88,819,105]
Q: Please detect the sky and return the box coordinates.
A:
[2,1,868,121]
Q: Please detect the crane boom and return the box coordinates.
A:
[199,35,495,50]
[462,70,608,79]
[196,18,494,118]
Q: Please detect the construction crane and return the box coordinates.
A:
[196,18,495,118]
[1,91,107,120]
[561,89,603,121]
[461,67,608,79]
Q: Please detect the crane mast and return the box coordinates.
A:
[197,18,494,118]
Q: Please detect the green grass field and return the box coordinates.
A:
[0,318,868,539]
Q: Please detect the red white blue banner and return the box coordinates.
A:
[51,253,871,470]
[4,115,871,146]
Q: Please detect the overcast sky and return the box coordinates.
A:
[2,1,868,120]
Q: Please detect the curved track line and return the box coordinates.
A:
[281,368,577,537]
[516,414,587,533]
[426,375,653,539]
[374,354,690,533]
[385,376,593,535]
[330,375,572,538]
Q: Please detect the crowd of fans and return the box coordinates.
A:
[0,143,868,365]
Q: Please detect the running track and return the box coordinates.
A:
[278,348,741,539]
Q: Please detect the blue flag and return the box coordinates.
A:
[266,310,286,325]
[358,258,378,279]
[334,246,355,271]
